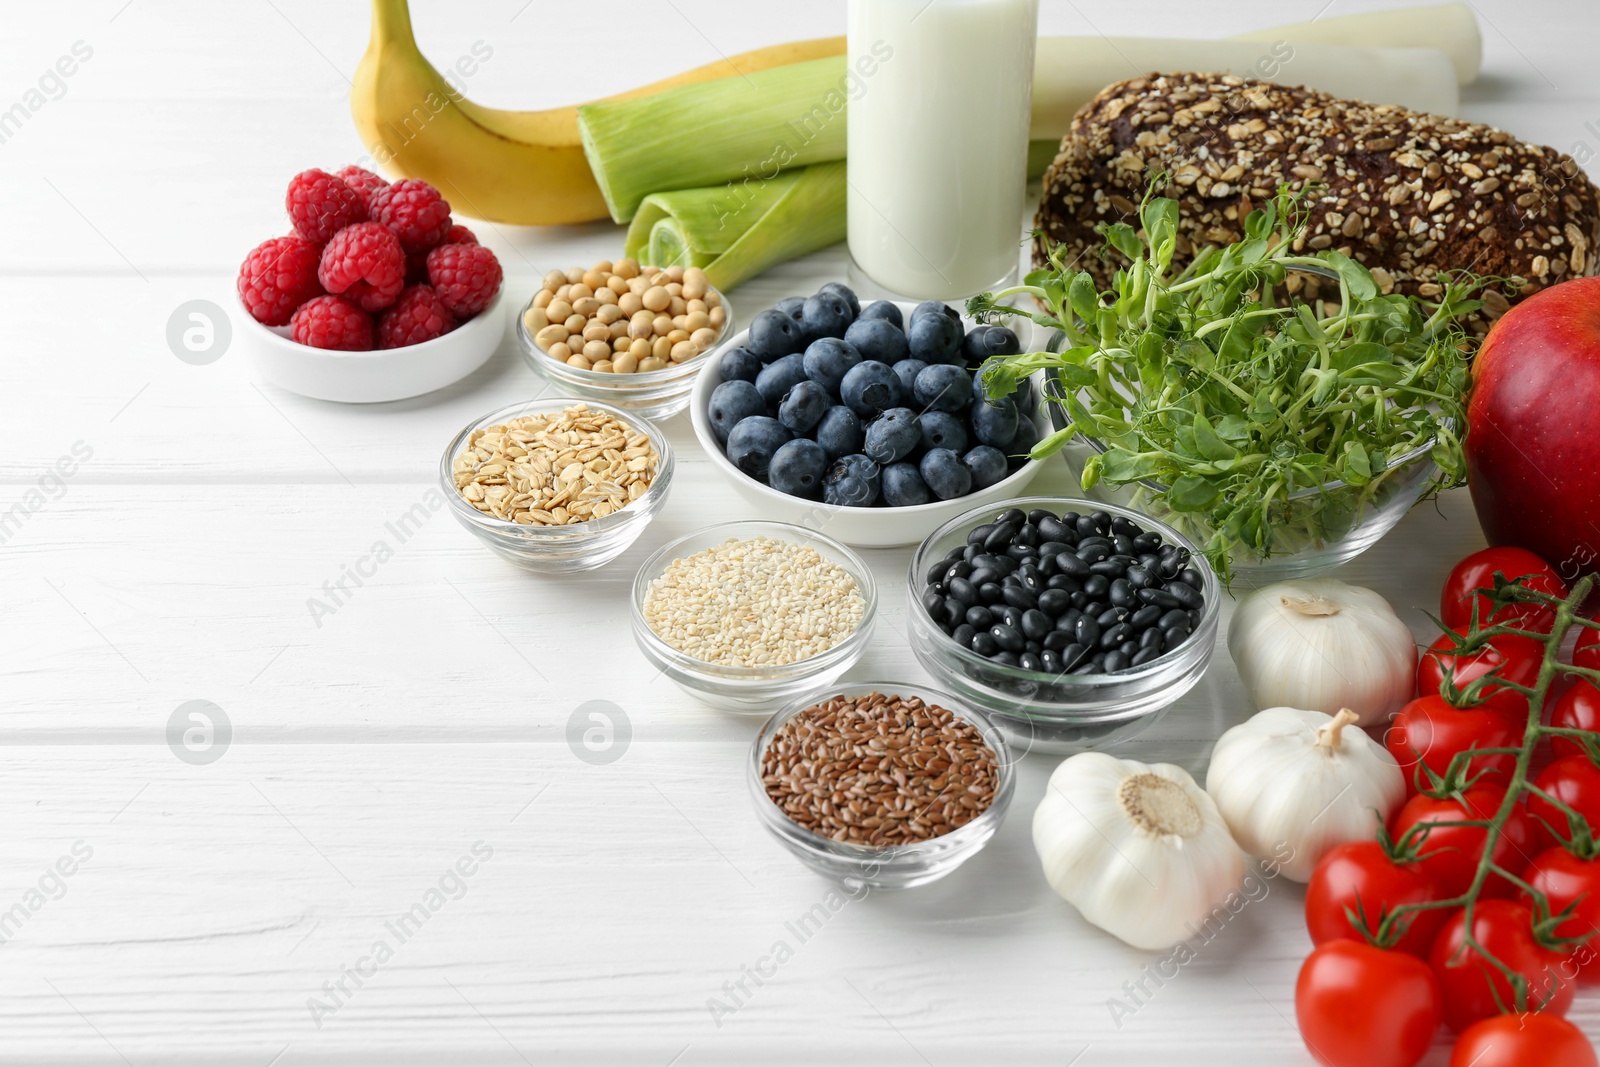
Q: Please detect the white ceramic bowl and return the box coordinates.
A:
[688,300,1050,548]
[240,289,505,404]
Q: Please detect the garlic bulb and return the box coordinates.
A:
[1228,578,1416,726]
[1033,752,1245,950]
[1206,707,1404,882]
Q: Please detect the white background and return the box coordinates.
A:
[1,0,1596,1063]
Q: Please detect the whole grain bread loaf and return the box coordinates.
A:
[1034,72,1600,327]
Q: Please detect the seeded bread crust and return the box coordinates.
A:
[1034,72,1600,328]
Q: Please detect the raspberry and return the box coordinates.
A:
[426,243,502,318]
[370,179,452,254]
[445,223,477,245]
[285,168,366,244]
[405,225,474,283]
[291,295,374,351]
[335,165,388,211]
[237,236,323,326]
[377,285,458,349]
[318,222,406,311]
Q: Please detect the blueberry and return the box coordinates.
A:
[747,308,805,362]
[755,353,809,407]
[881,462,933,507]
[892,358,928,400]
[718,345,762,384]
[910,300,959,327]
[801,337,861,396]
[707,380,766,443]
[767,438,829,498]
[909,308,963,365]
[963,325,1021,365]
[840,360,902,417]
[777,380,830,435]
[843,318,910,365]
[824,453,880,507]
[971,395,1019,447]
[858,300,903,329]
[864,407,921,465]
[953,444,1004,489]
[1006,412,1040,466]
[914,363,972,412]
[920,448,973,500]
[918,411,968,453]
[725,416,791,481]
[774,296,805,322]
[801,291,853,341]
[814,405,864,458]
[817,282,860,319]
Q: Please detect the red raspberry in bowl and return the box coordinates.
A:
[426,243,502,318]
[445,223,477,245]
[334,165,388,211]
[377,285,458,349]
[237,235,323,326]
[285,168,366,244]
[318,222,406,311]
[291,295,374,351]
[370,179,452,254]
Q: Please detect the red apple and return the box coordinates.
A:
[1466,276,1600,583]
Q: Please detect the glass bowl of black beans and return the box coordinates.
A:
[907,497,1219,753]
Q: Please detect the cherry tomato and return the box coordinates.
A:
[1430,899,1574,1031]
[1526,755,1600,852]
[1574,625,1600,672]
[1449,1012,1599,1067]
[1390,787,1534,898]
[1552,681,1600,761]
[1442,547,1567,635]
[1521,846,1600,983]
[1417,630,1544,716]
[1384,694,1522,796]
[1306,841,1447,956]
[1296,939,1442,1067]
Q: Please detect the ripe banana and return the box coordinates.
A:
[350,0,844,226]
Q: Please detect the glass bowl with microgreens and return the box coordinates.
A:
[969,183,1479,584]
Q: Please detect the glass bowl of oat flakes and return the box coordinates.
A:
[441,399,673,572]
[630,521,877,712]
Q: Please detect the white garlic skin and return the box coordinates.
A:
[1228,579,1416,727]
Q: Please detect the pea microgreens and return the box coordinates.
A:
[968,181,1482,580]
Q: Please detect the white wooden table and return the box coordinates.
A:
[3,1,1595,1062]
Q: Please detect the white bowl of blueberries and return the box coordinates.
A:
[688,283,1052,548]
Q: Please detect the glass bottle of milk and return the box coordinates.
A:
[847,0,1039,301]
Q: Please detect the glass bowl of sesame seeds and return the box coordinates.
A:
[749,682,1016,889]
[440,398,673,573]
[629,521,878,713]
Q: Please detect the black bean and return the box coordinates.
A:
[971,632,999,656]
[944,601,965,627]
[1060,511,1081,527]
[997,605,1023,630]
[1025,639,1042,654]
[1046,574,1081,592]
[1040,650,1063,674]
[1037,517,1072,544]
[1125,565,1153,590]
[970,554,1003,574]
[1043,631,1075,652]
[990,554,1020,575]
[997,507,1026,526]
[1132,532,1162,553]
[1112,535,1138,556]
[1075,615,1101,647]
[1096,606,1126,627]
[1111,516,1141,538]
[1162,624,1190,649]
[1159,609,1189,631]
[952,623,976,647]
[1018,565,1043,592]
[1005,544,1034,562]
[1138,587,1180,608]
[968,566,999,589]
[1077,539,1112,562]
[946,577,977,606]
[1110,579,1138,608]
[1055,553,1091,578]
[1180,567,1205,590]
[1140,627,1165,652]
[966,605,994,629]
[1069,590,1090,609]
[1018,652,1042,672]
[1002,585,1037,611]
[927,558,956,585]
[990,624,1024,653]
[1167,581,1204,609]
[1021,609,1052,641]
[984,522,1017,553]
[979,582,1005,605]
[1037,555,1057,578]
[1089,510,1112,533]
[1016,524,1040,548]
[963,543,982,563]
[1038,541,1069,558]
[1188,609,1204,629]
[1090,559,1125,578]
[1130,605,1164,630]
[1053,609,1081,632]
[1037,589,1073,616]
[967,523,995,546]
[1131,646,1163,667]
[1101,622,1133,649]
[1088,652,1109,671]
[1075,514,1099,539]
[1083,575,1109,598]
[993,651,1020,667]
[922,590,944,616]
[1104,650,1130,672]
[1028,508,1055,527]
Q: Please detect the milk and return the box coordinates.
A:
[847,0,1039,301]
